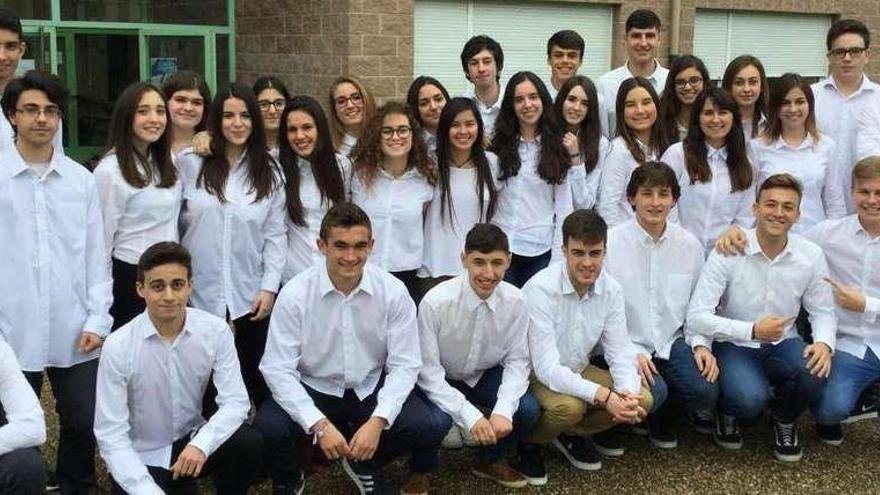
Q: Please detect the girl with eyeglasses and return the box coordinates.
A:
[94,82,181,330]
[407,76,450,159]
[329,75,377,156]
[555,75,608,210]
[161,70,212,158]
[277,95,350,283]
[660,87,755,253]
[489,71,572,288]
[176,83,287,405]
[659,55,710,145]
[253,75,291,158]
[350,102,434,300]
[722,55,769,139]
[598,77,673,226]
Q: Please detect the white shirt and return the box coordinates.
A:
[812,76,880,213]
[420,128,438,158]
[417,276,530,430]
[569,136,610,210]
[462,87,502,138]
[805,215,880,360]
[350,167,433,272]
[596,61,669,137]
[0,340,45,455]
[260,263,421,431]
[524,263,640,403]
[661,142,755,252]
[857,97,880,161]
[492,136,573,259]
[339,133,358,157]
[687,228,836,349]
[606,220,704,359]
[95,309,249,495]
[598,136,681,227]
[93,152,182,264]
[0,147,112,371]
[283,154,352,283]
[543,76,560,101]
[177,151,287,319]
[420,154,502,278]
[750,135,847,233]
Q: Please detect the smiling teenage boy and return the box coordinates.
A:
[460,35,504,138]
[544,30,584,101]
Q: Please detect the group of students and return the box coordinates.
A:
[1,4,880,495]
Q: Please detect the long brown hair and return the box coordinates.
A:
[761,73,820,145]
[328,76,376,151]
[614,77,668,162]
[722,55,768,139]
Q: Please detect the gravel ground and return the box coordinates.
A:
[40,382,880,494]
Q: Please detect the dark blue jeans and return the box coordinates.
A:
[812,347,880,425]
[714,337,825,423]
[504,251,551,288]
[412,365,541,468]
[24,358,98,495]
[253,384,450,487]
[0,447,44,495]
[650,338,721,424]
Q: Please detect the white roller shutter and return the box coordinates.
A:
[415,0,613,96]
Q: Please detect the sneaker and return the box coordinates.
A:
[842,381,880,424]
[401,473,429,495]
[630,422,649,436]
[441,424,464,449]
[273,472,305,495]
[648,415,678,449]
[592,428,625,457]
[772,418,803,462]
[686,409,714,435]
[816,423,844,447]
[552,434,602,471]
[471,461,528,489]
[45,469,59,492]
[713,412,743,450]
[341,458,394,494]
[510,443,547,486]
[460,424,480,447]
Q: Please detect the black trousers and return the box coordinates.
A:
[232,313,270,407]
[503,251,551,288]
[109,424,263,495]
[110,258,145,331]
[390,269,421,304]
[0,403,45,495]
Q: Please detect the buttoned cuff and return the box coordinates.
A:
[461,403,485,432]
[689,334,713,350]
[491,399,516,423]
[85,314,112,338]
[372,400,399,429]
[737,321,755,342]
[188,431,216,459]
[576,379,599,404]
[864,297,879,324]
[297,404,327,433]
[260,272,282,294]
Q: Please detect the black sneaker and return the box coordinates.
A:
[713,412,743,450]
[648,415,678,449]
[552,434,602,471]
[45,469,59,492]
[341,458,394,494]
[593,427,624,457]
[772,418,802,462]
[273,472,305,495]
[686,409,714,435]
[510,443,548,486]
[842,381,880,424]
[816,422,844,447]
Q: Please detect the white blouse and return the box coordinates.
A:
[569,135,610,210]
[94,152,182,264]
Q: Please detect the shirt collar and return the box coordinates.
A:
[772,134,814,151]
[624,59,665,81]
[319,263,374,297]
[744,228,793,260]
[706,143,728,161]
[634,219,669,245]
[560,262,603,299]
[140,311,191,342]
[378,166,422,181]
[822,75,878,97]
[6,146,66,179]
[461,275,499,312]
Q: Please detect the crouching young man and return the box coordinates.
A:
[516,209,652,484]
[0,339,46,494]
[254,203,449,495]
[94,242,263,494]
[415,224,540,489]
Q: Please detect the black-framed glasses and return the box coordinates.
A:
[335,93,363,107]
[380,126,412,139]
[258,99,286,112]
[16,105,62,120]
[828,47,867,59]
[674,76,703,89]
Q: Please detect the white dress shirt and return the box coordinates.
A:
[350,167,433,272]
[177,151,287,319]
[94,152,182,264]
[805,215,880,360]
[420,154,502,278]
[687,228,837,350]
[283,154,352,283]
[462,87,502,138]
[0,147,112,371]
[857,97,880,161]
[339,133,358,157]
[492,136,573,260]
[260,263,421,431]
[661,142,755,252]
[596,61,669,137]
[598,136,681,227]
[543,76,560,102]
[524,262,640,403]
[569,136,610,210]
[750,135,847,233]
[0,340,45,455]
[417,276,530,430]
[95,309,249,495]
[420,128,438,159]
[606,220,704,359]
[812,76,880,213]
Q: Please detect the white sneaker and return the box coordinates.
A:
[441,424,464,449]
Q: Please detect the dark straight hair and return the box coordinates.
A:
[659,54,710,146]
[161,70,212,132]
[0,8,22,38]
[614,77,667,162]
[406,76,450,129]
[252,75,291,100]
[435,97,498,227]
[490,71,569,184]
[555,75,602,174]
[762,73,819,145]
[683,87,753,192]
[104,82,175,189]
[721,55,768,139]
[277,95,346,227]
[198,83,278,202]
